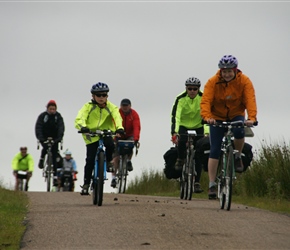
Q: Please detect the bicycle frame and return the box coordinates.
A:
[116,140,135,194]
[216,120,257,210]
[92,135,108,205]
[44,138,54,192]
[79,129,112,206]
[180,130,197,200]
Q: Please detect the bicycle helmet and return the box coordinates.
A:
[185,77,201,87]
[218,55,238,69]
[64,149,72,155]
[90,82,109,94]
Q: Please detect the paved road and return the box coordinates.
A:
[21,192,290,250]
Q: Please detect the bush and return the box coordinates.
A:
[234,141,290,200]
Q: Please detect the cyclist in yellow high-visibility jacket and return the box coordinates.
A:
[171,77,209,193]
[12,147,34,191]
[75,82,124,195]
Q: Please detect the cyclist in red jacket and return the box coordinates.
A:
[111,98,141,188]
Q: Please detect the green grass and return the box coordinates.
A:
[127,141,290,215]
[0,185,28,250]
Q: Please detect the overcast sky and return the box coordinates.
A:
[1,1,290,192]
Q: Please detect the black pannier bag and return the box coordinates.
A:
[240,142,253,171]
[195,137,253,172]
[163,147,181,179]
[117,140,134,155]
[195,137,210,172]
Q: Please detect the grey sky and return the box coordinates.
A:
[1,2,290,192]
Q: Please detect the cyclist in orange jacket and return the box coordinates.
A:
[201,55,257,199]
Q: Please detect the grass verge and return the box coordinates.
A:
[0,186,28,250]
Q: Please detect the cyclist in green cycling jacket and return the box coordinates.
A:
[12,147,34,191]
[171,77,209,193]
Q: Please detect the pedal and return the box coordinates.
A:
[80,191,89,196]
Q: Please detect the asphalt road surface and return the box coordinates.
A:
[21,192,290,250]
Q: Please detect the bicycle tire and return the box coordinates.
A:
[119,154,128,194]
[225,146,234,211]
[18,179,23,191]
[180,162,186,199]
[96,151,104,206]
[46,153,53,192]
[63,178,70,192]
[187,150,195,200]
[218,153,226,209]
[179,177,185,199]
[117,156,123,193]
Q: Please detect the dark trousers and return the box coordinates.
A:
[84,138,114,185]
[41,142,59,177]
[178,126,204,183]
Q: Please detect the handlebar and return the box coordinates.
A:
[78,129,114,137]
[202,119,258,127]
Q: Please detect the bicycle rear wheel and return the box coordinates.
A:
[225,146,233,211]
[93,151,104,206]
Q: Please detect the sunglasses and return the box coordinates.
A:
[95,93,108,97]
[187,87,198,91]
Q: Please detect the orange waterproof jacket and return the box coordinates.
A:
[201,70,257,121]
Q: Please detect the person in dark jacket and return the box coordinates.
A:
[35,100,65,186]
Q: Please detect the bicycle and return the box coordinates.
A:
[79,129,113,206]
[37,137,54,192]
[215,120,257,211]
[16,170,29,191]
[179,130,198,201]
[115,140,135,193]
[58,169,74,192]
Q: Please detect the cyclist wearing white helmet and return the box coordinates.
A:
[75,82,124,195]
[201,55,258,199]
[57,149,78,191]
[170,77,209,193]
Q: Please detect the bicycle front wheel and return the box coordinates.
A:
[180,162,186,199]
[46,154,52,192]
[225,146,234,211]
[118,155,128,194]
[63,178,70,192]
[217,154,226,209]
[93,151,104,206]
[186,153,195,200]
[18,179,23,191]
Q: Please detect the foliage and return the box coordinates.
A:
[127,141,290,214]
[234,141,290,200]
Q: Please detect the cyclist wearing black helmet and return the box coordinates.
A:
[201,55,257,199]
[170,77,208,193]
[75,82,124,194]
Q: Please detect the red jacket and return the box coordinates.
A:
[120,108,141,141]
